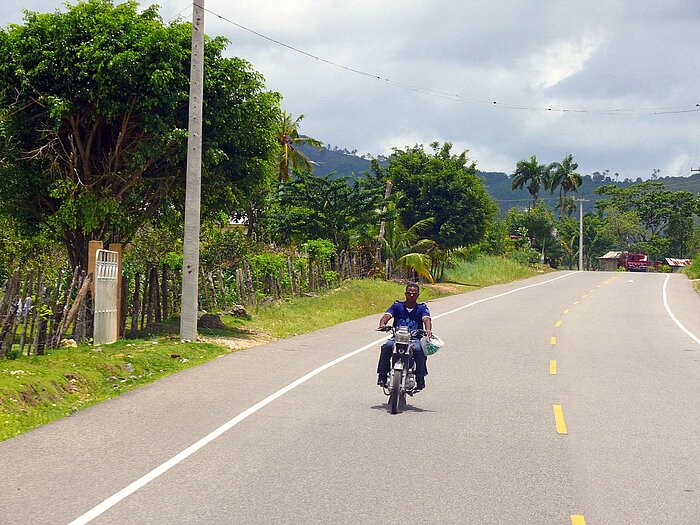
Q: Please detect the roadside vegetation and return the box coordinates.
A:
[0,257,534,441]
[682,258,700,293]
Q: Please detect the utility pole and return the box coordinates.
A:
[180,0,205,341]
[375,180,393,267]
[577,198,589,271]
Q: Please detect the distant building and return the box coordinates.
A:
[665,258,692,272]
[598,251,623,271]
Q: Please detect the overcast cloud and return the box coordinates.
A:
[2,0,699,179]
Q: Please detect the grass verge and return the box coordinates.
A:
[0,256,536,441]
[0,338,233,441]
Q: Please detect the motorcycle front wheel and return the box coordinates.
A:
[389,371,402,414]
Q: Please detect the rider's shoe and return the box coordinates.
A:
[415,377,425,390]
[377,375,387,387]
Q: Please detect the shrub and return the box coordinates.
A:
[507,247,541,266]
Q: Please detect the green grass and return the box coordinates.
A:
[0,338,231,441]
[229,278,464,339]
[681,257,700,294]
[0,255,535,441]
[443,254,539,286]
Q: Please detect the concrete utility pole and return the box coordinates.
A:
[577,198,589,271]
[180,0,205,341]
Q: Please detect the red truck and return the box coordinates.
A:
[619,253,659,272]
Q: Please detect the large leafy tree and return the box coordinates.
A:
[511,155,549,208]
[595,182,700,249]
[374,142,496,254]
[0,0,279,268]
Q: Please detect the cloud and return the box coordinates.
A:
[1,0,699,179]
[528,32,605,89]
[666,154,691,178]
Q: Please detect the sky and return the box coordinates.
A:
[2,0,699,179]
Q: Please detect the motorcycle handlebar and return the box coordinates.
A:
[376,326,426,337]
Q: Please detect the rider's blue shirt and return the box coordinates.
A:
[386,301,431,332]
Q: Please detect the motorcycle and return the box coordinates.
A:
[377,326,426,414]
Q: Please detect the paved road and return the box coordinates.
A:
[1,271,699,525]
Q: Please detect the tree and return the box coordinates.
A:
[547,154,583,212]
[512,155,549,207]
[275,111,322,182]
[599,207,645,251]
[269,171,380,251]
[375,142,496,255]
[595,182,700,254]
[0,0,279,268]
[505,201,559,264]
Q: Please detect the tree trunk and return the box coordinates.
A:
[151,267,161,324]
[130,273,141,336]
[161,265,169,320]
[0,295,20,356]
[57,274,93,345]
[140,272,149,330]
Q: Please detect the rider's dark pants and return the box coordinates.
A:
[377,340,427,378]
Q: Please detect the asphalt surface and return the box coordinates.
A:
[1,271,699,525]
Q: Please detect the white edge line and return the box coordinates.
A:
[68,271,576,524]
[662,274,700,345]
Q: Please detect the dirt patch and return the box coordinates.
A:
[200,331,275,352]
[428,283,473,294]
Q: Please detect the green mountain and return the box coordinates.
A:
[302,144,700,214]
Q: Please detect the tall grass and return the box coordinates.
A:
[233,279,460,339]
[443,254,538,287]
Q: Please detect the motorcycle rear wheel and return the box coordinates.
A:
[389,371,402,414]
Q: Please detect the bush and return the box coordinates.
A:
[684,255,700,279]
[507,247,541,266]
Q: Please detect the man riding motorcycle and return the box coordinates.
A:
[376,282,432,390]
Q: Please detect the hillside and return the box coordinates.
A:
[302,143,700,214]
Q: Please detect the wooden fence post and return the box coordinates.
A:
[18,269,34,355]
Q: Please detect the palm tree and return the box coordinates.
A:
[512,155,548,208]
[276,110,323,182]
[557,195,578,217]
[547,154,582,212]
[382,212,436,283]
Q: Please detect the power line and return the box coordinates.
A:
[199,5,700,117]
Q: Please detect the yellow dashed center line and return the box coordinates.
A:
[582,294,588,298]
[550,336,557,345]
[549,360,557,375]
[571,515,586,525]
[563,308,569,315]
[573,301,580,305]
[555,320,562,327]
[589,289,595,293]
[553,404,568,434]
